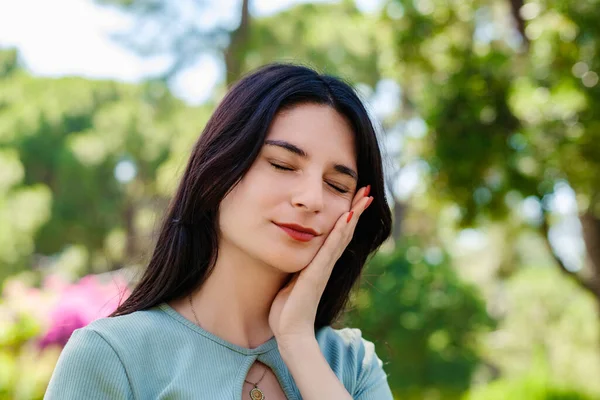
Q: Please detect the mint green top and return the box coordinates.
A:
[44,303,393,399]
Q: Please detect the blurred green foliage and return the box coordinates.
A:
[344,241,495,398]
[481,265,600,393]
[0,51,214,280]
[385,0,600,226]
[464,354,597,400]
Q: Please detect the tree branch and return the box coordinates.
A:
[540,210,600,298]
[224,0,251,85]
[508,0,529,49]
[580,211,600,282]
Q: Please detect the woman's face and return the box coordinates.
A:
[218,103,358,273]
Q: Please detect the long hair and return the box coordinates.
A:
[110,63,392,329]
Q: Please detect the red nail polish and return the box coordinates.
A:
[365,196,373,209]
[346,211,354,223]
[364,185,371,197]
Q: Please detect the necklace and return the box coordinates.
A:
[187,294,268,400]
[244,365,268,400]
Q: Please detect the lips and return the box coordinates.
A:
[274,223,319,242]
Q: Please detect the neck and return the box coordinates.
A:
[183,239,290,349]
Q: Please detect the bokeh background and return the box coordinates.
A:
[1,0,600,399]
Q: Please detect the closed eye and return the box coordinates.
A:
[269,162,349,194]
[270,163,294,172]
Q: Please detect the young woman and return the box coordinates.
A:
[45,63,393,399]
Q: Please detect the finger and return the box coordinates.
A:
[299,190,373,296]
[351,184,370,209]
[299,205,364,294]
[297,213,348,292]
[328,194,373,264]
[318,195,372,267]
[349,195,373,223]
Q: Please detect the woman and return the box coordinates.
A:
[45,63,393,399]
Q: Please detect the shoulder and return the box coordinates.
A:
[46,306,172,399]
[315,326,382,371]
[83,306,166,343]
[56,305,173,369]
[315,326,393,399]
[50,306,165,363]
[45,323,135,399]
[316,325,371,350]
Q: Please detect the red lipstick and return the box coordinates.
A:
[275,223,318,242]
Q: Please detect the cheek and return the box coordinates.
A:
[218,182,259,235]
[324,201,352,229]
[242,166,284,204]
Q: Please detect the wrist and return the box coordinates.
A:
[277,335,319,359]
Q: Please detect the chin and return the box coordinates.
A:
[263,251,313,274]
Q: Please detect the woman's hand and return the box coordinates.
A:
[268,185,373,346]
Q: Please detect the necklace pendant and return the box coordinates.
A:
[249,386,265,400]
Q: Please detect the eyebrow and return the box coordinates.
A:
[264,139,358,181]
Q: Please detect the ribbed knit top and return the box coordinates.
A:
[44,302,393,399]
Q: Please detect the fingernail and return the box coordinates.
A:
[346,211,354,223]
[365,196,373,209]
[364,185,371,197]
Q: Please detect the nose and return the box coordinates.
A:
[291,173,324,212]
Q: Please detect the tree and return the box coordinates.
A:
[382,0,600,315]
[0,48,211,278]
[95,0,252,85]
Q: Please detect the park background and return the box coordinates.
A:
[1,0,600,398]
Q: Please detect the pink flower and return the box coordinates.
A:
[39,274,130,348]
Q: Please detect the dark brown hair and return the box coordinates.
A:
[111,63,392,329]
